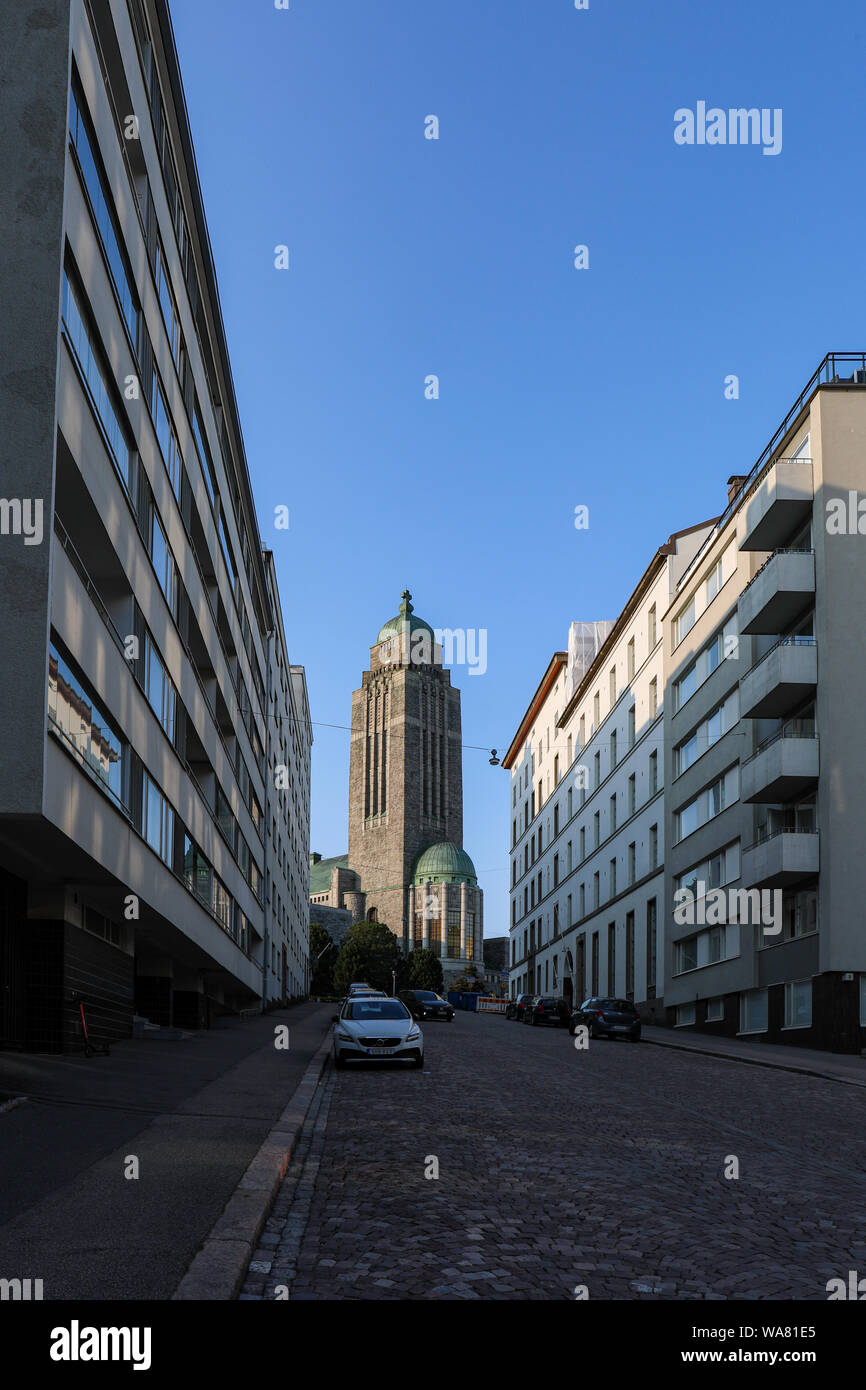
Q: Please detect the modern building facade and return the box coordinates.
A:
[506,355,866,1053]
[311,591,485,986]
[262,551,312,1004]
[503,529,711,1018]
[664,355,866,1052]
[0,0,309,1050]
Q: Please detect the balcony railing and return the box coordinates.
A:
[740,547,814,598]
[744,726,818,765]
[748,633,816,674]
[750,823,818,849]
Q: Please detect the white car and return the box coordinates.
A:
[333,997,424,1069]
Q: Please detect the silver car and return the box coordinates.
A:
[332,997,424,1069]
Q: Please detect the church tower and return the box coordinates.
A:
[347,592,482,977]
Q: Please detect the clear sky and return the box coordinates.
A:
[169,0,866,938]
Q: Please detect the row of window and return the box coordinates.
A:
[676,981,815,1033]
[674,539,737,647]
[513,899,659,999]
[60,264,266,852]
[47,639,264,910]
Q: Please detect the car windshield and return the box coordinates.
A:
[414,992,443,1002]
[345,1001,410,1020]
[597,999,635,1012]
[538,998,556,1006]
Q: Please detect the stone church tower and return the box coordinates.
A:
[344,592,483,977]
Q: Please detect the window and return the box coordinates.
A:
[609,793,617,832]
[649,749,658,796]
[154,235,182,366]
[579,826,585,861]
[646,899,657,989]
[150,374,182,500]
[625,912,635,994]
[649,823,658,869]
[649,677,658,719]
[150,510,178,617]
[675,841,740,899]
[676,690,739,776]
[48,643,125,807]
[648,604,657,649]
[628,842,636,885]
[628,705,635,748]
[594,751,601,788]
[143,772,173,864]
[593,692,600,727]
[706,542,736,603]
[627,638,635,680]
[593,811,600,848]
[676,936,698,972]
[740,988,768,1034]
[607,922,616,993]
[192,397,217,505]
[214,876,232,933]
[628,774,636,816]
[674,617,738,711]
[706,997,724,1022]
[609,857,617,897]
[609,666,617,705]
[68,80,138,341]
[610,730,617,768]
[676,766,738,843]
[675,596,696,645]
[676,1003,696,1027]
[61,270,133,495]
[593,872,600,909]
[784,980,812,1029]
[184,833,213,910]
[144,634,176,743]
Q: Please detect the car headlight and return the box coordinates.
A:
[406,1027,420,1040]
[336,1030,353,1041]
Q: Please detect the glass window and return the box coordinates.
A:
[151,375,182,500]
[144,634,176,743]
[151,510,178,617]
[61,272,133,494]
[183,833,213,910]
[740,988,768,1034]
[676,596,696,644]
[48,644,125,806]
[69,81,138,341]
[784,979,812,1029]
[143,771,174,864]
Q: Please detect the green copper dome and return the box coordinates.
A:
[412,842,478,886]
[377,590,434,646]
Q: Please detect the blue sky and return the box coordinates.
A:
[170,0,866,937]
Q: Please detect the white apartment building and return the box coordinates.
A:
[504,525,711,1017]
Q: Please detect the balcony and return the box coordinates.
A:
[739,636,817,718]
[740,458,814,552]
[742,828,819,887]
[738,549,815,635]
[741,730,819,803]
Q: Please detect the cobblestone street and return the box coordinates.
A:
[240,1012,866,1301]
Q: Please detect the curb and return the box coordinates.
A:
[642,1032,866,1090]
[172,1032,333,1300]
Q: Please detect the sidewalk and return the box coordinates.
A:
[0,1002,333,1300]
[642,1023,866,1088]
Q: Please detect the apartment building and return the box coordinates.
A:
[503,523,711,1018]
[0,0,309,1050]
[262,551,312,1004]
[665,355,866,1053]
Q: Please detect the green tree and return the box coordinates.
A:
[333,921,408,995]
[406,948,444,994]
[309,923,336,996]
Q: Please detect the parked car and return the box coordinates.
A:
[569,997,641,1042]
[524,995,570,1027]
[332,997,423,1068]
[505,993,534,1022]
[399,989,455,1021]
[347,982,374,995]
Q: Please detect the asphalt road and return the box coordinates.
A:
[0,1003,333,1299]
[242,1009,866,1300]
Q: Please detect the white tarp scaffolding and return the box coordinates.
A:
[566,620,615,698]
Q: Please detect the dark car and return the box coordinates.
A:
[399,989,455,1021]
[569,997,641,1042]
[524,995,570,1028]
[505,993,534,1022]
